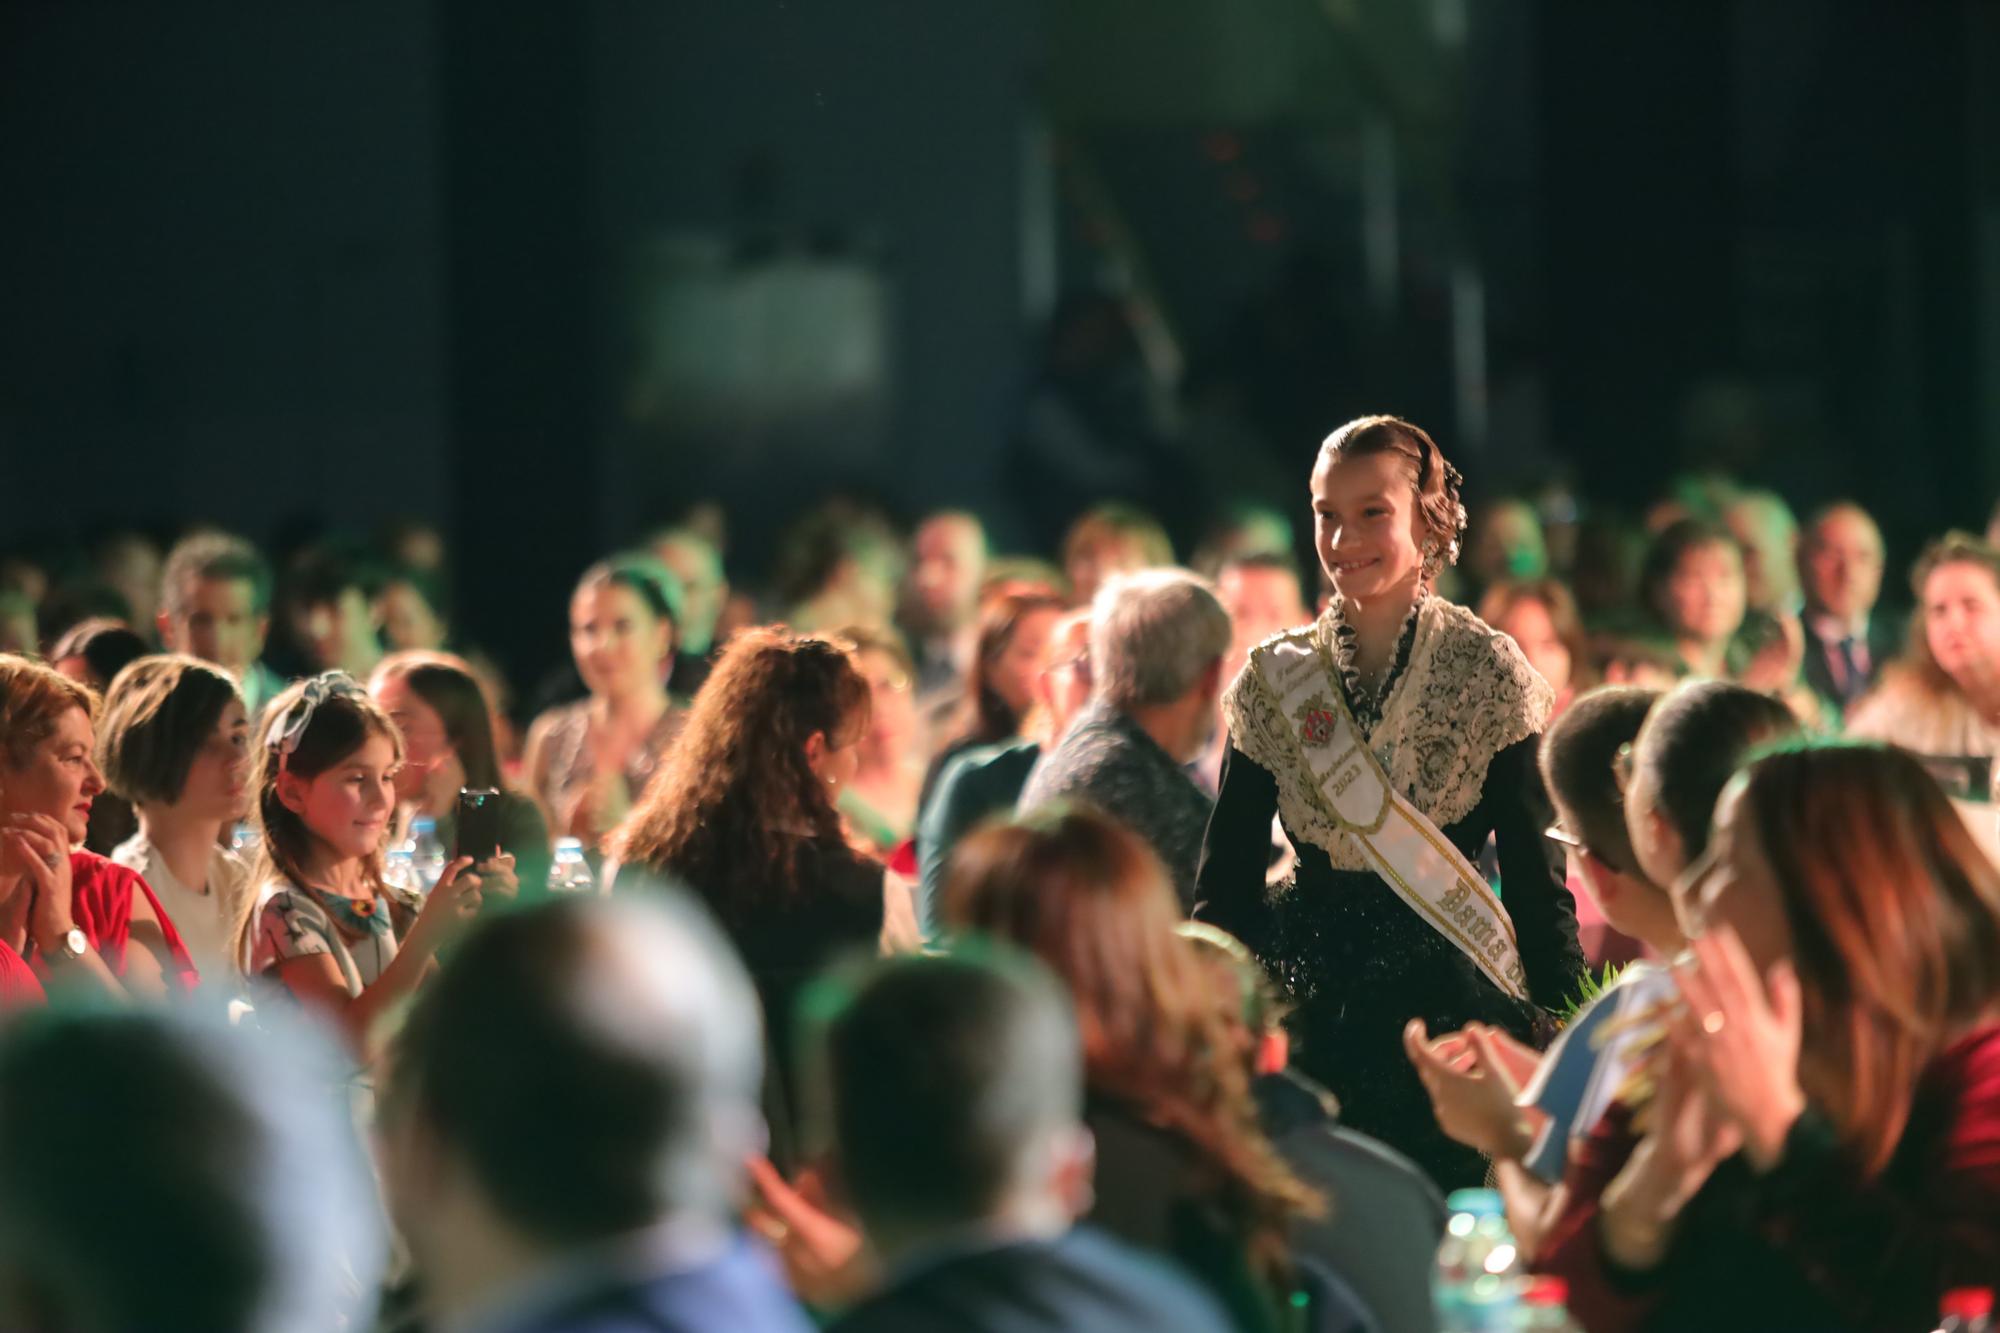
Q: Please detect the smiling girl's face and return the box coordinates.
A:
[279,733,400,861]
[1311,449,1428,602]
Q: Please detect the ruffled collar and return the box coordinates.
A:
[1325,592,1426,734]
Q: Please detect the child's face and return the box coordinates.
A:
[282,732,399,861]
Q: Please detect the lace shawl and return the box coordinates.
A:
[1223,597,1553,872]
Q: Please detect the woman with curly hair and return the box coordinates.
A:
[1197,414,1586,1189]
[610,630,919,1158]
[944,806,1366,1333]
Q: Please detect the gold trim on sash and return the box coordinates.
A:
[1244,634,1529,1001]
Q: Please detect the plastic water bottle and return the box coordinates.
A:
[1435,1188,1521,1332]
[229,821,261,855]
[548,838,596,894]
[1936,1289,1994,1333]
[404,817,447,894]
[1515,1276,1581,1331]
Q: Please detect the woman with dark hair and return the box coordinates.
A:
[1197,414,1586,1188]
[918,585,1068,817]
[1539,743,2000,1329]
[524,556,686,850]
[611,629,918,1160]
[945,807,1364,1333]
[99,655,253,976]
[370,651,548,900]
[1848,531,2000,775]
[1639,520,1748,681]
[47,619,150,692]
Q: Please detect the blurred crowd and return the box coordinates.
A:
[0,446,1996,1333]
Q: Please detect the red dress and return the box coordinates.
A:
[52,851,201,990]
[1538,1024,2000,1331]
[0,942,45,1007]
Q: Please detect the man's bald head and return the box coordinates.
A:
[385,894,764,1244]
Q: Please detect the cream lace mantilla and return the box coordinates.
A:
[1223,597,1553,872]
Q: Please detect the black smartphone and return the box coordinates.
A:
[455,787,504,862]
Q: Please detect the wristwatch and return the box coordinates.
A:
[55,929,87,962]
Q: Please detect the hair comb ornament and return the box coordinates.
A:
[264,672,368,764]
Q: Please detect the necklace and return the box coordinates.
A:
[1328,594,1425,733]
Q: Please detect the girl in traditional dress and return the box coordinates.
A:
[1197,414,1586,1187]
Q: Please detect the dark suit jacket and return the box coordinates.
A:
[1255,1073,1446,1333]
[830,1228,1237,1333]
[1800,610,1903,716]
[489,1236,813,1333]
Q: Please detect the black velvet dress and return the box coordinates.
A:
[1195,598,1587,1190]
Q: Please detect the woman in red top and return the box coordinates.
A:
[0,655,197,999]
[1538,742,2000,1331]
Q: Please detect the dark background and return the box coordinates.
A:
[6,0,2000,688]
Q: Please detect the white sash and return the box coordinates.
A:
[1245,636,1529,1002]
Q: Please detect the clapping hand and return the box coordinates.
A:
[1404,1018,1545,1162]
[1667,924,1806,1170]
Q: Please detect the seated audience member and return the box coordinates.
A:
[1017,570,1230,910]
[647,526,730,696]
[611,630,917,1163]
[1478,578,1595,718]
[0,1005,383,1332]
[93,532,166,639]
[379,895,812,1333]
[1796,502,1895,717]
[1847,531,2000,777]
[806,949,1237,1333]
[1461,497,1551,604]
[373,565,451,654]
[47,618,149,692]
[524,558,686,850]
[917,609,1091,936]
[1182,924,1442,1333]
[1538,744,2000,1329]
[235,674,485,1058]
[1592,635,1683,691]
[98,655,255,977]
[1060,503,1174,607]
[899,510,989,701]
[0,654,197,998]
[280,547,384,681]
[378,516,448,577]
[944,807,1370,1333]
[1721,488,1802,618]
[157,532,286,720]
[833,628,926,857]
[1216,553,1312,677]
[775,500,905,635]
[1640,520,1748,680]
[371,651,545,897]
[46,621,149,853]
[1410,680,1800,1257]
[0,589,36,657]
[918,585,1068,815]
[1190,503,1295,580]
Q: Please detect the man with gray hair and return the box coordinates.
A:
[1016,568,1230,908]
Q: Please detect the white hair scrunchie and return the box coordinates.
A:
[263,672,368,766]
